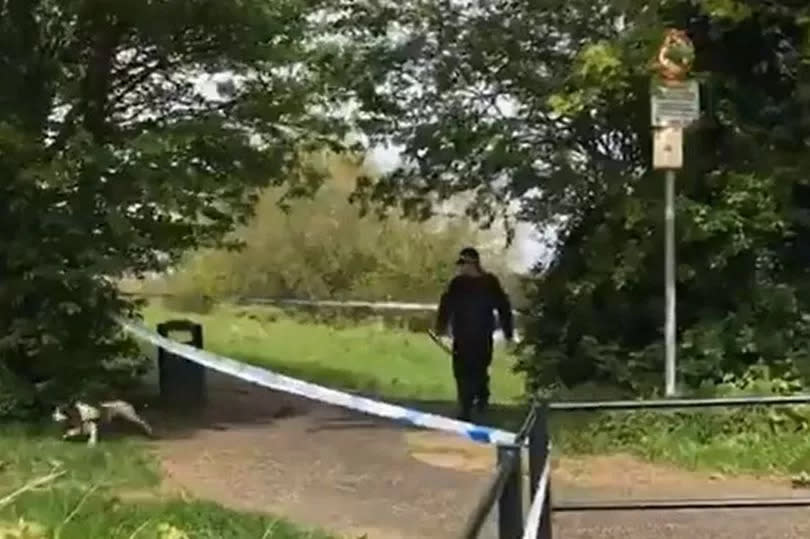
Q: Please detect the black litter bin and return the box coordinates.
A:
[156,320,207,411]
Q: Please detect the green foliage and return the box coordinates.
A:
[0,425,332,539]
[137,154,514,306]
[0,0,353,406]
[335,0,810,393]
[516,3,810,392]
[698,0,753,21]
[0,363,37,421]
[555,365,810,475]
[0,496,331,539]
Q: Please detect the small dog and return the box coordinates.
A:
[52,400,153,446]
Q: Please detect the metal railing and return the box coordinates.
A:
[458,403,551,539]
[549,394,810,411]
[461,393,810,539]
[548,394,810,517]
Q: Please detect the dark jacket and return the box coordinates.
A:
[435,272,514,341]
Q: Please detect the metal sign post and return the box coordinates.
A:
[651,29,700,397]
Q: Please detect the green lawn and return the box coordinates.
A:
[0,424,332,538]
[141,302,526,408]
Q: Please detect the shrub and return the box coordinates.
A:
[143,154,519,305]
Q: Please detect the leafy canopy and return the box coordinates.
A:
[0,0,352,404]
[335,0,810,393]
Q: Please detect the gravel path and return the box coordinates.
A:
[144,372,810,538]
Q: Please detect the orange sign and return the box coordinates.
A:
[654,29,695,81]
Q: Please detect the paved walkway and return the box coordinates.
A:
[146,372,810,538]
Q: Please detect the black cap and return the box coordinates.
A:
[456,247,480,265]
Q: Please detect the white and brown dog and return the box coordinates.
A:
[52,400,153,446]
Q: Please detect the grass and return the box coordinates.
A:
[138,301,810,479]
[550,407,810,477]
[141,302,526,407]
[0,424,333,538]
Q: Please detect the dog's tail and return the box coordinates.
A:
[101,400,154,437]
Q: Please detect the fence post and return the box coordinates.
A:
[497,444,523,539]
[529,400,552,539]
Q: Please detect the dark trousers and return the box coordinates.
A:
[452,336,494,416]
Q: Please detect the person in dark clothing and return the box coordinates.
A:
[435,247,514,421]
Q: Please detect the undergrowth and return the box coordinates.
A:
[551,365,810,477]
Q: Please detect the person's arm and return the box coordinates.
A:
[490,275,514,340]
[435,278,457,336]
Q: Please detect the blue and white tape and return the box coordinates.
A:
[119,318,519,446]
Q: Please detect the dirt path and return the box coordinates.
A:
[552,454,810,538]
[145,372,810,538]
[149,372,496,539]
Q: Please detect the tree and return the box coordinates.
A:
[139,152,512,305]
[0,0,351,407]
[334,0,810,393]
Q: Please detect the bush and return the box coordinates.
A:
[0,279,150,418]
[0,363,38,421]
[551,363,810,474]
[141,154,518,304]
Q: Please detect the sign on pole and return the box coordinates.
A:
[652,126,683,170]
[650,29,699,170]
[651,80,700,129]
[649,28,700,397]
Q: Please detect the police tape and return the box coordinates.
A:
[522,458,551,539]
[252,297,439,311]
[118,318,520,446]
[121,293,522,315]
